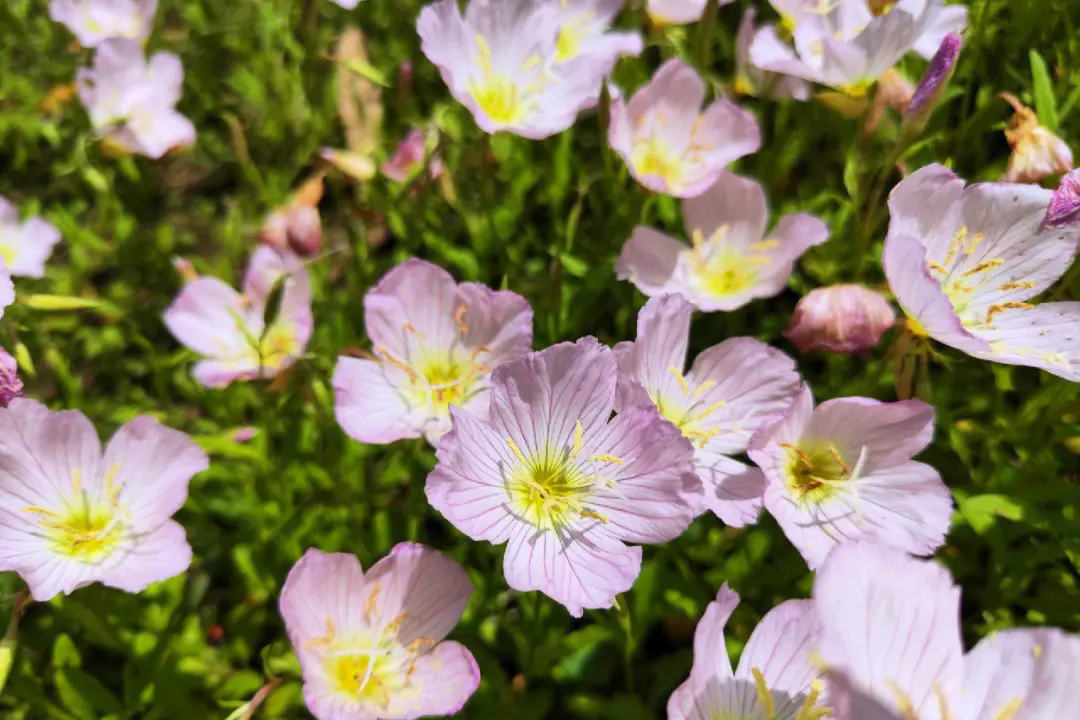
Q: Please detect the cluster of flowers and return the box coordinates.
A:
[2,0,1079,719]
[49,0,195,158]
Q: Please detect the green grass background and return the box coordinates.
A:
[1,0,1080,717]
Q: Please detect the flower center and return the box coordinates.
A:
[653,367,727,449]
[631,133,682,187]
[258,322,300,371]
[781,442,859,503]
[555,9,594,62]
[468,34,533,126]
[22,466,126,563]
[688,229,773,299]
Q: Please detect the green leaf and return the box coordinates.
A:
[55,668,123,717]
[959,494,1026,534]
[1029,49,1058,131]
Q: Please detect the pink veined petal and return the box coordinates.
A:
[748,383,814,454]
[625,58,707,141]
[887,164,965,256]
[191,357,261,389]
[682,171,768,248]
[101,415,208,529]
[361,541,472,647]
[615,227,687,297]
[748,24,821,84]
[426,406,520,545]
[973,302,1080,381]
[728,599,822,718]
[668,584,740,720]
[695,455,765,527]
[146,52,185,108]
[848,6,920,84]
[960,628,1080,720]
[618,294,694,410]
[387,640,480,719]
[454,283,533,363]
[99,519,192,594]
[332,356,422,444]
[502,520,640,617]
[686,100,761,185]
[0,274,14,319]
[750,213,829,298]
[364,258,459,358]
[804,397,935,472]
[646,0,709,25]
[827,671,906,720]
[279,548,370,654]
[163,277,253,360]
[910,2,968,58]
[416,0,473,97]
[588,406,702,541]
[12,545,103,602]
[814,543,964,718]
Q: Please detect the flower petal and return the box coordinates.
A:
[615,227,687,297]
[332,356,422,443]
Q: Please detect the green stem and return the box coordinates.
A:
[616,594,635,693]
[695,0,719,70]
[0,588,30,697]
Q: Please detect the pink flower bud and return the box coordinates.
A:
[785,285,897,354]
[286,204,322,257]
[1045,169,1080,227]
[260,209,291,253]
[906,33,961,125]
[0,348,23,407]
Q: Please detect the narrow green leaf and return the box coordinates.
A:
[1029,49,1058,131]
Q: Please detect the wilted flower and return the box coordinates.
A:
[609,59,760,197]
[749,0,965,96]
[884,164,1080,380]
[668,584,826,720]
[381,128,443,183]
[76,39,195,159]
[1000,92,1073,184]
[0,196,62,278]
[164,246,313,388]
[427,338,702,616]
[280,544,480,720]
[417,0,637,139]
[784,284,896,354]
[906,32,962,121]
[1045,168,1080,227]
[616,295,801,526]
[734,7,810,101]
[747,386,951,569]
[616,171,828,311]
[551,0,643,65]
[333,258,532,446]
[0,349,22,408]
[48,0,157,47]
[0,399,207,601]
[817,542,1080,719]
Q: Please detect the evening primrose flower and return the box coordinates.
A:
[609,59,760,197]
[817,542,1080,720]
[48,0,157,47]
[884,164,1080,380]
[735,7,810,100]
[550,0,643,66]
[0,196,62,278]
[164,246,313,388]
[747,386,951,569]
[784,285,896,354]
[417,0,626,139]
[280,544,480,720]
[76,39,195,159]
[999,92,1073,184]
[426,337,702,616]
[615,295,801,526]
[616,171,828,310]
[749,0,965,96]
[333,258,532,446]
[0,400,207,601]
[668,584,827,720]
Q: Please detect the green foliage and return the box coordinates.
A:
[1,0,1079,717]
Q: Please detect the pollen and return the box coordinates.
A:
[454,304,469,334]
[985,301,1033,324]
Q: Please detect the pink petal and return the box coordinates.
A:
[99,519,192,593]
[805,397,935,471]
[681,171,768,250]
[332,357,422,444]
[615,226,687,297]
[389,640,480,718]
[732,599,822,716]
[961,628,1080,718]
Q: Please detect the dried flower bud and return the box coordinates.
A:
[0,348,24,407]
[1000,92,1073,183]
[785,285,897,354]
[1044,169,1080,227]
[906,33,962,125]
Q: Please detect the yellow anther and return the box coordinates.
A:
[454,304,469,334]
[998,281,1037,291]
[384,612,408,636]
[365,582,381,619]
[750,237,781,251]
[580,508,609,524]
[474,34,492,65]
[887,680,919,720]
[752,667,776,719]
[961,258,1004,277]
[927,261,947,274]
[991,698,1021,720]
[698,400,728,418]
[964,231,985,255]
[572,421,584,459]
[692,380,716,399]
[506,438,528,465]
[668,366,691,397]
[1032,643,1043,657]
[779,442,813,468]
[406,637,437,655]
[794,679,830,720]
[591,454,623,465]
[691,229,706,253]
[943,226,967,267]
[376,345,419,381]
[826,444,850,474]
[985,301,1033,324]
[402,322,423,338]
[304,617,337,650]
[104,464,122,506]
[521,54,542,72]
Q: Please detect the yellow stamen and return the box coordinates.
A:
[506,437,528,465]
[961,258,1004,277]
[752,668,776,719]
[985,301,1033,324]
[991,698,1021,720]
[454,304,469,334]
[572,421,584,459]
[580,508,609,524]
[365,582,381,619]
[668,366,691,396]
[72,467,83,497]
[998,281,1037,291]
[591,454,623,465]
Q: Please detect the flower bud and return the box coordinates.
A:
[785,285,897,354]
[0,348,23,407]
[1000,92,1073,183]
[1044,169,1080,227]
[906,33,962,126]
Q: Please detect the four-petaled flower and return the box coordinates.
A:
[615,294,802,526]
[164,246,313,388]
[884,164,1080,380]
[0,399,207,601]
[333,258,532,446]
[617,171,828,310]
[426,337,702,616]
[747,386,952,569]
[280,544,480,720]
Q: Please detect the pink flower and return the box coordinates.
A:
[48,0,157,47]
[668,584,826,720]
[816,543,1080,719]
[0,348,23,408]
[164,246,313,388]
[0,195,62,278]
[426,337,702,616]
[734,7,810,100]
[280,544,480,720]
[749,0,966,95]
[784,285,896,354]
[747,387,951,569]
[261,204,322,258]
[380,129,443,184]
[0,399,207,601]
[417,0,637,139]
[647,0,733,26]
[76,39,196,159]
[615,295,801,526]
[616,171,828,311]
[609,59,760,198]
[884,164,1080,380]
[333,258,532,446]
